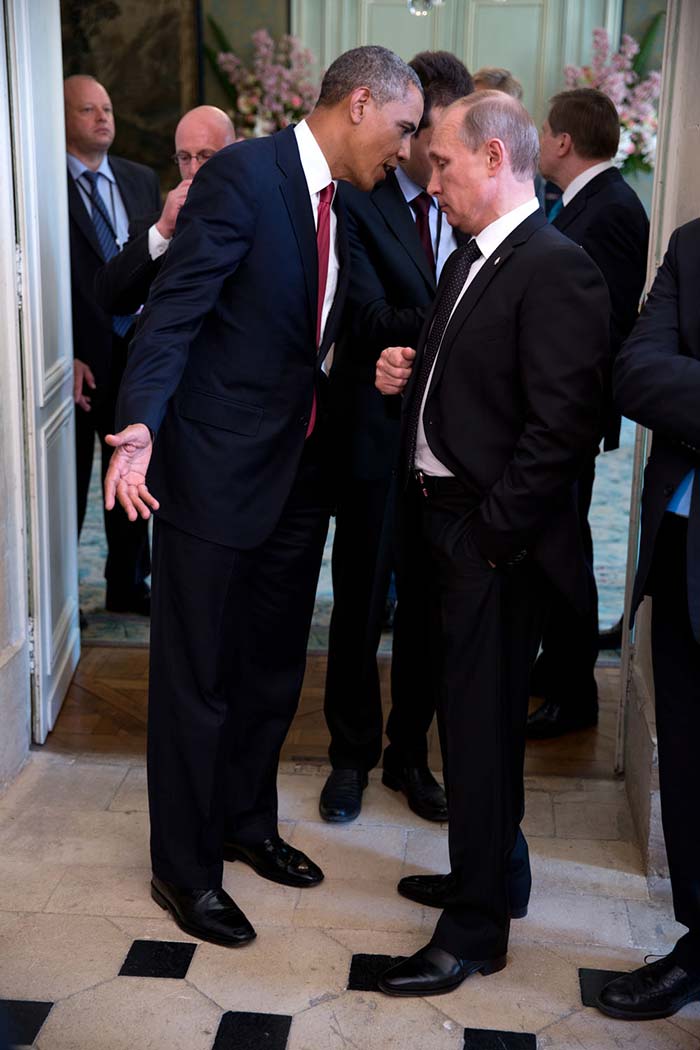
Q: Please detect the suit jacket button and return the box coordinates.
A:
[300,416,308,427]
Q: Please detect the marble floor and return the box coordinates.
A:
[1,741,698,1047]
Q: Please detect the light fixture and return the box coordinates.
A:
[407,0,445,15]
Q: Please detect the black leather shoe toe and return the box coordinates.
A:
[151,875,255,947]
[398,872,529,919]
[106,583,151,616]
[319,768,367,823]
[224,835,324,887]
[526,698,598,739]
[382,765,448,822]
[597,954,700,1020]
[378,944,506,997]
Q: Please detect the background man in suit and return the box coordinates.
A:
[597,219,700,1020]
[527,87,649,738]
[375,91,608,996]
[65,74,162,616]
[320,50,473,826]
[104,46,424,948]
[94,106,236,318]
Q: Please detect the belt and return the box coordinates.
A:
[412,469,465,499]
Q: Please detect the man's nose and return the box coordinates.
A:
[427,172,439,196]
[396,139,410,163]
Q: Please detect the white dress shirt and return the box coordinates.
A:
[394,165,458,280]
[562,160,615,207]
[415,196,540,476]
[67,152,130,248]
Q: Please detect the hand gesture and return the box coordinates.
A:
[376,345,416,395]
[104,423,159,521]
[73,359,96,412]
[155,179,193,240]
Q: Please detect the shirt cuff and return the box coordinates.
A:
[148,224,171,260]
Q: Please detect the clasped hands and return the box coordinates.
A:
[104,423,160,521]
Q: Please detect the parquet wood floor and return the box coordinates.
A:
[41,645,620,779]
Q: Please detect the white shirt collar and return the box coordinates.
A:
[562,160,615,207]
[474,196,540,261]
[67,152,116,184]
[294,120,335,197]
[395,164,430,206]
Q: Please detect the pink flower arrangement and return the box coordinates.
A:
[217,29,319,138]
[565,28,661,174]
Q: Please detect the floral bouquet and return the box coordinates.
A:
[205,21,318,138]
[564,25,662,175]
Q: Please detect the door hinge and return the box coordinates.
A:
[27,615,35,675]
[15,241,23,312]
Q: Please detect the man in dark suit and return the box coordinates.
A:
[527,87,649,738]
[597,219,700,1020]
[94,106,236,318]
[320,51,473,826]
[374,91,608,996]
[104,46,424,948]
[65,75,162,616]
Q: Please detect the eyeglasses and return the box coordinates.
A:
[172,150,216,166]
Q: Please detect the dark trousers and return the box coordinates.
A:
[411,480,546,958]
[532,454,599,704]
[148,436,333,888]
[74,335,150,593]
[324,470,435,771]
[649,513,700,967]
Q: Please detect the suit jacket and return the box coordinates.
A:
[613,218,700,615]
[67,156,161,394]
[93,212,163,316]
[554,166,649,450]
[402,210,610,611]
[116,125,349,551]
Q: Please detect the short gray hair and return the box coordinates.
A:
[455,90,539,181]
[317,45,422,107]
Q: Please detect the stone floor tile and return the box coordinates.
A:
[119,938,197,978]
[0,757,127,812]
[35,978,221,1050]
[529,836,649,901]
[671,1011,700,1041]
[108,766,147,812]
[0,857,67,911]
[223,864,301,928]
[187,928,350,1015]
[277,772,327,823]
[287,821,407,881]
[0,806,149,867]
[625,898,687,953]
[511,891,632,948]
[551,779,626,804]
[523,776,584,794]
[538,1006,700,1049]
[1,998,54,1048]
[553,799,629,840]
[292,879,432,934]
[402,826,450,875]
[521,792,555,837]
[0,913,130,999]
[44,865,157,918]
[286,991,462,1050]
[107,915,210,944]
[213,1010,292,1050]
[321,927,432,959]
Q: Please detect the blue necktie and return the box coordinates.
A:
[81,171,133,338]
[548,197,564,223]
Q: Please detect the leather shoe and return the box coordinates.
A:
[224,835,323,887]
[597,952,700,1020]
[150,875,255,947]
[105,582,151,616]
[382,764,448,822]
[398,872,529,919]
[526,697,598,739]
[378,944,506,997]
[319,768,367,823]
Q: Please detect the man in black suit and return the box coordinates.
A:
[597,219,700,1020]
[320,51,473,826]
[374,91,608,996]
[527,88,649,738]
[65,75,162,616]
[94,106,236,318]
[104,46,424,948]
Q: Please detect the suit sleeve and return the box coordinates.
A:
[93,227,160,315]
[115,153,259,434]
[614,228,700,447]
[470,245,609,561]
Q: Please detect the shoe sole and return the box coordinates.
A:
[319,807,361,824]
[382,772,448,824]
[150,884,256,948]
[397,885,528,920]
[377,954,507,997]
[595,993,700,1021]
[223,846,324,888]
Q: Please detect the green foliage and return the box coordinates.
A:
[633,10,665,77]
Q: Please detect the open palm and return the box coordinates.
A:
[104,423,160,521]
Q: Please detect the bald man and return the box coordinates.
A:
[94,105,237,317]
[66,74,162,617]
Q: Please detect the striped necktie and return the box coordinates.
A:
[81,170,133,338]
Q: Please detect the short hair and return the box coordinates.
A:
[317,45,422,107]
[548,88,620,160]
[409,51,474,132]
[473,67,523,101]
[455,90,540,181]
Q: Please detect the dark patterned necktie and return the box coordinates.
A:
[411,191,435,274]
[81,171,133,338]
[405,238,482,469]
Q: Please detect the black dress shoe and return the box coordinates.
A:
[598,616,623,651]
[224,835,323,887]
[597,953,700,1020]
[397,872,529,919]
[319,769,367,823]
[378,944,506,997]
[526,697,598,739]
[105,582,151,616]
[382,764,448,822]
[150,875,255,947]
[79,608,88,631]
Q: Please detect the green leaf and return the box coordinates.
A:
[206,14,234,55]
[203,43,239,108]
[633,10,665,76]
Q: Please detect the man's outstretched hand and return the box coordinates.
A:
[104,423,159,521]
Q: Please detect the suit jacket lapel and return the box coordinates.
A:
[66,171,103,259]
[554,190,587,233]
[110,157,142,222]
[372,174,436,292]
[275,126,318,341]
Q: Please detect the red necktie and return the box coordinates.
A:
[411,191,436,275]
[306,182,335,439]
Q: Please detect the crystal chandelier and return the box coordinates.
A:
[407,0,445,15]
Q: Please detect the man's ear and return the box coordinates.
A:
[486,137,505,174]
[558,131,573,158]
[348,86,371,126]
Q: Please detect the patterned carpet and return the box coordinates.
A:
[79,420,635,648]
